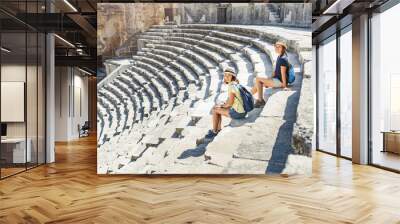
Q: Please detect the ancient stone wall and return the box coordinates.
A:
[292,58,313,157]
[179,3,312,27]
[279,3,312,27]
[98,3,311,58]
[178,4,217,24]
[229,3,260,25]
[97,3,172,58]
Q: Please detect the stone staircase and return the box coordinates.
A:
[266,4,281,23]
[97,24,311,175]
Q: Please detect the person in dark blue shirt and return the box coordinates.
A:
[251,41,290,108]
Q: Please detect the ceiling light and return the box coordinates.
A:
[54,34,75,48]
[63,0,78,12]
[1,47,11,53]
[323,0,341,14]
[78,67,94,76]
[323,0,355,15]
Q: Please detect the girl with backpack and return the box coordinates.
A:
[251,41,292,108]
[205,68,248,139]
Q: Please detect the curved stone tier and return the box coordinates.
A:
[97,24,311,175]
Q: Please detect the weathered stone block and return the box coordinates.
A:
[291,61,313,157]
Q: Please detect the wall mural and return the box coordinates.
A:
[97,3,313,175]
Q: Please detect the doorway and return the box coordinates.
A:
[164,8,173,22]
[217,7,227,24]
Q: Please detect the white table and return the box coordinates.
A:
[1,138,31,163]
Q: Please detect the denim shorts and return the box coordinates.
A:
[229,108,246,119]
[272,78,283,87]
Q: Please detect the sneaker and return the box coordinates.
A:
[205,130,218,139]
[254,99,266,108]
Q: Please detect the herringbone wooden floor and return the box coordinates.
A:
[0,135,399,224]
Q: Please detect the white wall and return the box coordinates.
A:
[1,65,26,138]
[312,45,316,151]
[54,67,89,141]
[1,63,47,164]
[55,66,69,141]
[1,64,37,137]
[71,72,89,138]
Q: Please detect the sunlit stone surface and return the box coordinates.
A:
[97,4,312,175]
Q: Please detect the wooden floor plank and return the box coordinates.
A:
[0,135,400,223]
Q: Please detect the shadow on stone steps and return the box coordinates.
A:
[266,87,301,174]
[177,145,207,159]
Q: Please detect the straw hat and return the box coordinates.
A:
[275,40,287,49]
[224,68,237,77]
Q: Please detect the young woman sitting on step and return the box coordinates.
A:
[205,68,247,139]
[251,40,290,108]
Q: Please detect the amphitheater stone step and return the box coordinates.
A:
[260,90,297,117]
[204,87,298,170]
[222,158,268,174]
[98,23,309,174]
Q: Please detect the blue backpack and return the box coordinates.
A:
[287,63,295,84]
[235,84,254,113]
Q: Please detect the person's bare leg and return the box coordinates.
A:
[212,107,220,132]
[216,113,221,131]
[254,77,276,107]
[251,81,258,95]
[252,77,265,96]
[262,79,275,88]
[256,78,264,101]
[218,108,230,117]
[253,77,274,101]
[213,107,230,131]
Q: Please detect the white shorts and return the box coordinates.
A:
[272,78,282,87]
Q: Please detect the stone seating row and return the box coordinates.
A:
[98,39,236,144]
[141,28,277,83]
[138,48,219,99]
[145,25,295,70]
[99,71,155,144]
[145,26,273,66]
[98,58,205,145]
[98,24,307,174]
[98,24,299,147]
